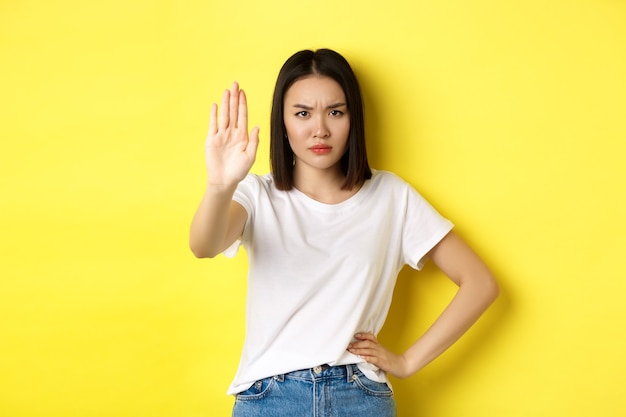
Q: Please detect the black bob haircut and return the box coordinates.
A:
[270,49,372,191]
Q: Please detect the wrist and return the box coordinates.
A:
[205,181,238,195]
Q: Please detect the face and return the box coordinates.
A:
[283,75,350,176]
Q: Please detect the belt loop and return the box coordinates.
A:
[346,363,356,382]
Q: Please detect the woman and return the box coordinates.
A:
[190,49,499,416]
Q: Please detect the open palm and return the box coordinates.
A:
[206,82,259,187]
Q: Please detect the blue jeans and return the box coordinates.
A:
[232,364,396,417]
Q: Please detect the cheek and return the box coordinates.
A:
[285,122,307,141]
[285,129,303,151]
[338,121,351,141]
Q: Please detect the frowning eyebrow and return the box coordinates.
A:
[291,103,347,110]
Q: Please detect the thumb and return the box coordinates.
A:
[246,126,260,160]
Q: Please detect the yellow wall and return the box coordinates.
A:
[1,1,625,416]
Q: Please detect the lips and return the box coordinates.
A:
[309,144,332,154]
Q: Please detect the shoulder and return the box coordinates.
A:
[369,169,412,190]
[233,173,276,219]
[237,172,274,192]
[234,173,285,208]
[371,169,404,182]
[367,170,434,207]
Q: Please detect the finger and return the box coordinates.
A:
[229,81,240,129]
[209,103,218,136]
[218,89,230,130]
[355,333,378,343]
[348,340,374,350]
[347,342,378,359]
[351,347,379,358]
[360,354,384,368]
[238,88,249,133]
[246,126,260,159]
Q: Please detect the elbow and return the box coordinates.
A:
[191,250,214,259]
[189,242,219,259]
[484,274,500,305]
[191,249,218,259]
[463,271,499,306]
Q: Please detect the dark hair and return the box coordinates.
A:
[270,48,372,190]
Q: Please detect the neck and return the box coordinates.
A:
[293,165,357,204]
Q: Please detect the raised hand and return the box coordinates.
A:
[206,82,259,187]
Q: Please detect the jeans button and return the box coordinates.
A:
[313,366,322,374]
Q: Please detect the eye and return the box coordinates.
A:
[295,110,309,117]
[329,109,344,117]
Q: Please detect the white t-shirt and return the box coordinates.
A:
[224,169,453,395]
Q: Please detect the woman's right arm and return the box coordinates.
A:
[189,82,259,258]
[189,185,248,258]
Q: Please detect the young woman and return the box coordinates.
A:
[190,49,499,417]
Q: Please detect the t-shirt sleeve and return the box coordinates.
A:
[402,183,454,270]
[222,174,257,258]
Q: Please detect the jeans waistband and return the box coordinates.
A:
[275,363,359,382]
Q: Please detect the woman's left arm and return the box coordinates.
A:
[348,231,499,379]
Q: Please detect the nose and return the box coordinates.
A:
[313,116,330,138]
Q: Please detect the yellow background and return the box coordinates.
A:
[1,0,625,416]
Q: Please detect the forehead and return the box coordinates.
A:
[284,75,346,102]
